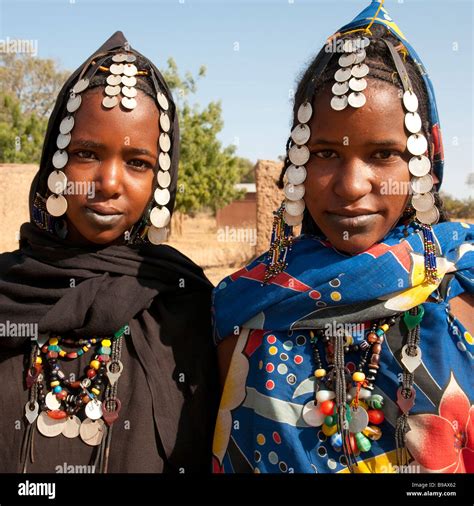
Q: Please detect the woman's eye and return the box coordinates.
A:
[127,159,153,171]
[314,150,337,159]
[373,150,401,160]
[75,150,97,160]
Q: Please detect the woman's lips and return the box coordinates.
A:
[325,211,380,228]
[84,207,124,227]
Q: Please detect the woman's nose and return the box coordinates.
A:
[332,157,373,202]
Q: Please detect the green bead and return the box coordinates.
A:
[48,345,60,352]
[403,304,425,330]
[98,347,112,355]
[355,432,371,452]
[114,326,127,338]
[367,394,384,409]
[325,415,336,426]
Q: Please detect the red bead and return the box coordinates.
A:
[56,390,67,400]
[368,409,385,425]
[87,369,96,379]
[47,351,58,358]
[70,381,81,389]
[367,332,377,344]
[47,410,67,420]
[320,400,335,416]
[67,352,78,359]
[41,345,48,353]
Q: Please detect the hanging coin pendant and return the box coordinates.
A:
[25,401,39,424]
[159,133,171,152]
[332,81,349,96]
[284,198,305,217]
[59,116,74,134]
[408,155,431,177]
[331,95,348,111]
[122,86,137,98]
[401,344,423,373]
[343,39,356,53]
[288,145,310,166]
[67,93,82,113]
[47,170,68,194]
[291,124,311,145]
[349,77,367,92]
[122,75,137,87]
[286,164,307,185]
[302,400,325,427]
[335,68,352,82]
[283,210,303,226]
[297,102,313,124]
[411,192,435,212]
[348,406,369,433]
[354,49,366,64]
[37,412,67,437]
[403,90,419,112]
[338,52,356,67]
[52,150,68,169]
[110,63,124,75]
[126,53,137,63]
[351,63,369,78]
[154,188,171,206]
[160,113,171,132]
[360,37,370,48]
[72,78,89,94]
[148,225,168,245]
[405,112,422,134]
[62,415,81,438]
[150,206,171,228]
[85,399,103,420]
[112,53,127,62]
[348,92,366,108]
[157,170,171,188]
[123,64,138,77]
[157,92,169,111]
[159,152,171,171]
[411,174,434,194]
[56,133,71,150]
[46,194,68,216]
[105,85,121,97]
[121,97,137,110]
[80,418,105,446]
[102,96,118,109]
[416,206,440,225]
[407,134,428,156]
[107,74,122,86]
[284,183,305,201]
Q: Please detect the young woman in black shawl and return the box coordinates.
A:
[0,31,218,473]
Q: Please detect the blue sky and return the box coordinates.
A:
[0,0,472,198]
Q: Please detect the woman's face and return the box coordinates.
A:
[63,88,159,246]
[304,80,422,255]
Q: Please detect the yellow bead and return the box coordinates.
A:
[49,338,59,345]
[90,360,100,370]
[91,388,100,395]
[102,339,111,347]
[351,399,368,410]
[381,324,389,332]
[314,369,327,378]
[59,351,67,357]
[50,380,60,387]
[322,423,338,436]
[82,346,89,352]
[35,357,42,364]
[352,372,366,382]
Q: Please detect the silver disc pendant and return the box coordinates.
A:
[331,95,348,111]
[112,53,127,63]
[407,134,428,156]
[291,124,311,145]
[416,206,440,225]
[297,102,313,124]
[126,53,137,63]
[332,81,349,96]
[52,150,68,170]
[45,391,61,410]
[66,93,82,113]
[110,63,124,75]
[360,37,370,48]
[283,210,303,226]
[302,400,325,427]
[334,67,352,82]
[105,85,121,97]
[122,75,137,87]
[160,113,171,132]
[56,133,71,150]
[62,415,81,439]
[349,77,367,92]
[122,86,137,98]
[338,53,356,67]
[47,170,68,194]
[410,174,434,194]
[46,194,68,216]
[106,74,122,86]
[286,164,307,185]
[85,399,103,420]
[159,133,171,152]
[72,78,89,94]
[288,145,310,166]
[147,225,168,245]
[157,92,169,111]
[284,198,305,217]
[157,170,171,188]
[343,39,357,53]
[408,155,431,177]
[121,97,137,110]
[348,92,366,108]
[348,406,369,433]
[403,90,419,112]
[150,206,171,228]
[154,188,171,206]
[80,418,105,446]
[351,63,369,78]
[159,152,171,171]
[411,192,435,212]
[284,183,305,201]
[405,112,422,134]
[37,412,66,438]
[123,64,138,77]
[25,401,39,424]
[59,116,74,135]
[102,96,118,109]
[354,49,366,64]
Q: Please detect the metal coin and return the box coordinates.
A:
[121,75,137,87]
[411,192,435,212]
[159,133,171,152]
[102,96,118,109]
[67,93,82,113]
[121,86,137,98]
[343,39,356,53]
[286,164,307,185]
[52,150,68,169]
[160,113,171,132]
[416,205,439,225]
[351,63,369,78]
[334,67,352,82]
[46,391,61,410]
[47,170,68,194]
[338,53,356,67]
[72,78,89,94]
[62,415,81,439]
[349,77,367,92]
[297,102,313,124]
[147,225,168,245]
[284,183,305,201]
[110,63,124,75]
[150,206,171,228]
[59,116,74,134]
[126,53,137,63]
[407,134,428,156]
[46,194,68,216]
[284,198,305,217]
[107,74,122,86]
[408,155,431,177]
[157,170,171,189]
[348,92,366,108]
[331,95,348,111]
[157,92,169,111]
[290,124,310,145]
[105,85,121,97]
[154,188,171,206]
[410,174,434,194]
[332,81,349,96]
[354,49,366,64]
[360,37,370,48]
[80,418,105,446]
[405,112,422,134]
[85,399,103,420]
[348,406,369,433]
[283,210,303,226]
[25,401,39,424]
[56,133,71,150]
[302,400,325,427]
[159,152,171,171]
[123,64,138,77]
[37,411,66,437]
[403,90,419,112]
[288,145,310,166]
[112,53,127,62]
[121,97,137,110]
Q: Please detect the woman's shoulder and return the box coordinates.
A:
[0,249,23,278]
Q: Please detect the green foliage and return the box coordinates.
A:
[440,192,474,220]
